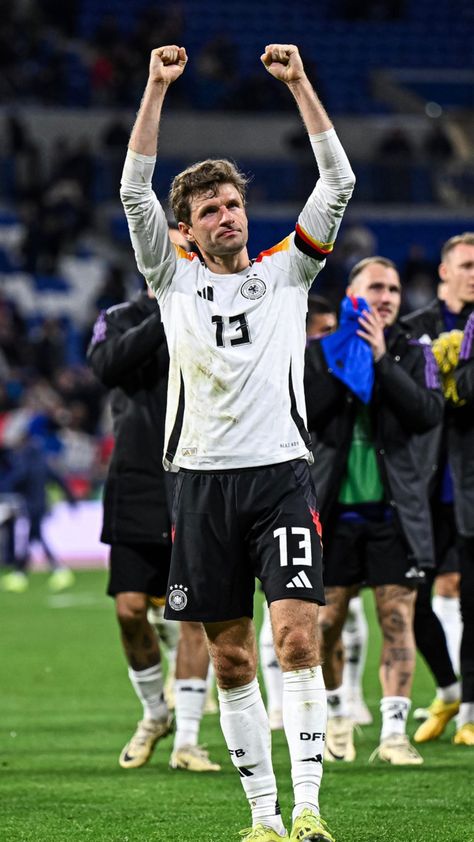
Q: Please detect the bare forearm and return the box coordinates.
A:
[129,81,170,157]
[288,76,332,135]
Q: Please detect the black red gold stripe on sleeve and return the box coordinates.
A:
[295,223,334,259]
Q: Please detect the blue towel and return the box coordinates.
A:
[321,295,374,403]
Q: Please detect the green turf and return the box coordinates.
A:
[1,571,472,842]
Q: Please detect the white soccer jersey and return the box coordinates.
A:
[121,128,354,470]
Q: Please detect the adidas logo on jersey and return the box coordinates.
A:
[286,571,313,589]
[197,286,214,301]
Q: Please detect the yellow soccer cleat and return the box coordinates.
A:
[119,715,173,769]
[369,734,423,765]
[414,698,460,743]
[1,571,28,593]
[324,716,356,762]
[290,809,335,842]
[48,568,75,592]
[239,825,289,841]
[453,723,474,746]
[169,744,221,772]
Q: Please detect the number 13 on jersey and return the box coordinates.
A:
[212,313,251,347]
[273,527,312,567]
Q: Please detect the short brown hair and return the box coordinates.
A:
[169,159,250,225]
[441,232,474,261]
[348,256,397,284]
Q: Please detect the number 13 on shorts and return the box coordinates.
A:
[273,526,312,567]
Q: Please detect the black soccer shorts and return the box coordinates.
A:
[107,542,172,598]
[164,459,325,623]
[322,513,415,588]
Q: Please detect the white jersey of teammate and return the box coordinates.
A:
[121,128,354,471]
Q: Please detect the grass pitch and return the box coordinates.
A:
[1,570,472,842]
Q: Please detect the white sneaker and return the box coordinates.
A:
[119,716,173,768]
[169,744,221,772]
[369,734,423,765]
[325,716,356,761]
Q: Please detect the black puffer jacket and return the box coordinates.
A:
[87,291,171,545]
[401,299,474,536]
[304,324,444,568]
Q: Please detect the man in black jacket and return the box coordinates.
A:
[402,232,474,747]
[305,256,444,765]
[87,261,220,773]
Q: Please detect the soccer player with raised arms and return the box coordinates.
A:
[121,43,355,842]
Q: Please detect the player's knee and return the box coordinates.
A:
[212,642,256,688]
[434,572,460,599]
[379,601,413,643]
[116,596,148,632]
[275,625,319,671]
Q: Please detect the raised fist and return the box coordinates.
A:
[260,44,305,84]
[149,45,188,85]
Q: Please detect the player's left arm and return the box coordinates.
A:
[261,44,356,287]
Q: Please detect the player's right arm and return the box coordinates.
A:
[120,46,188,301]
[261,45,355,289]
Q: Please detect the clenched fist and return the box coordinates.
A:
[149,45,188,85]
[260,44,305,84]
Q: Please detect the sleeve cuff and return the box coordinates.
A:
[127,148,157,164]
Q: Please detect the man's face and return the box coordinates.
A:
[306,312,337,339]
[348,263,401,327]
[439,243,474,305]
[179,183,248,259]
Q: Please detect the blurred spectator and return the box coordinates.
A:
[375,126,415,202]
[101,115,130,150]
[29,317,67,379]
[52,366,104,435]
[194,34,240,109]
[56,401,100,498]
[63,138,96,200]
[423,123,455,163]
[0,431,76,592]
[94,264,127,312]
[0,293,29,369]
[401,245,437,312]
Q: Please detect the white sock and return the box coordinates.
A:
[173,678,206,751]
[380,696,411,740]
[432,595,462,675]
[458,702,474,728]
[218,679,285,834]
[128,663,168,722]
[282,666,326,823]
[342,596,368,698]
[326,686,349,719]
[259,603,283,716]
[437,681,461,704]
